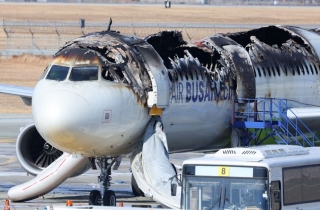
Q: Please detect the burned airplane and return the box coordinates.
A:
[1,24,320,207]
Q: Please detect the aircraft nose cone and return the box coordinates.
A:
[33,91,90,152]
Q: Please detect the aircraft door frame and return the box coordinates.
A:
[135,45,170,109]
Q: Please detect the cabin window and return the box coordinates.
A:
[69,66,98,81]
[46,65,70,81]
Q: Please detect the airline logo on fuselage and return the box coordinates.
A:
[170,81,234,103]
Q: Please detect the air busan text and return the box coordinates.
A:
[170,81,234,103]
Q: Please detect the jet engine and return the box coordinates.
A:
[16,122,91,176]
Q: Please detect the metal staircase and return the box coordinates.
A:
[231,98,320,147]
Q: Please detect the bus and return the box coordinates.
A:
[179,145,320,210]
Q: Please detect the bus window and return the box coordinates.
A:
[46,65,69,81]
[182,175,268,210]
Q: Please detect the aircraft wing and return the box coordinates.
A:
[0,84,34,106]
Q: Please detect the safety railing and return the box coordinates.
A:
[231,98,320,147]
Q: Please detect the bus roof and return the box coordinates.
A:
[183,145,320,168]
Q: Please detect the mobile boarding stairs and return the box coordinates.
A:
[231,98,320,147]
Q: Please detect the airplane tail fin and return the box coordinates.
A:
[8,153,89,202]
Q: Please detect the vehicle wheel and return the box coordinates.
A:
[103,190,116,206]
[89,190,101,205]
[131,174,144,196]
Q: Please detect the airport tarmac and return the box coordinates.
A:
[0,114,204,209]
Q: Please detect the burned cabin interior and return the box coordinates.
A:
[54,31,155,103]
[51,26,320,106]
[225,26,320,77]
[145,30,234,95]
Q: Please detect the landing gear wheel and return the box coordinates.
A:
[103,190,116,206]
[89,190,101,205]
[131,174,144,196]
[91,157,118,206]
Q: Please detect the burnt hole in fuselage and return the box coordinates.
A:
[284,66,288,76]
[271,67,276,76]
[300,65,305,75]
[262,67,266,77]
[226,26,310,53]
[310,64,314,74]
[296,66,300,75]
[290,65,295,76]
[145,31,217,83]
[102,67,117,82]
[305,64,309,75]
[276,66,280,76]
[314,64,319,74]
[168,70,174,82]
[111,65,129,84]
[267,67,271,77]
[224,26,319,78]
[257,67,262,77]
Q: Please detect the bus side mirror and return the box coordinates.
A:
[273,190,281,203]
[171,183,177,196]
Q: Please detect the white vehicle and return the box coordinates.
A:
[179,145,320,210]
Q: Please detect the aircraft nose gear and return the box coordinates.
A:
[89,157,117,206]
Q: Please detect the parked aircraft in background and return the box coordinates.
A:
[1,24,320,206]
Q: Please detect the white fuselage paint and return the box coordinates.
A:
[33,79,150,156]
[255,69,320,106]
[32,63,320,157]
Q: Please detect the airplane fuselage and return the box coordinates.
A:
[32,26,320,157]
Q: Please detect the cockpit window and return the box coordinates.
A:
[69,66,98,81]
[46,65,70,81]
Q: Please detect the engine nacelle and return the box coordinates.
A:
[17,122,91,176]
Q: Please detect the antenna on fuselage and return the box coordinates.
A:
[107,18,112,31]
